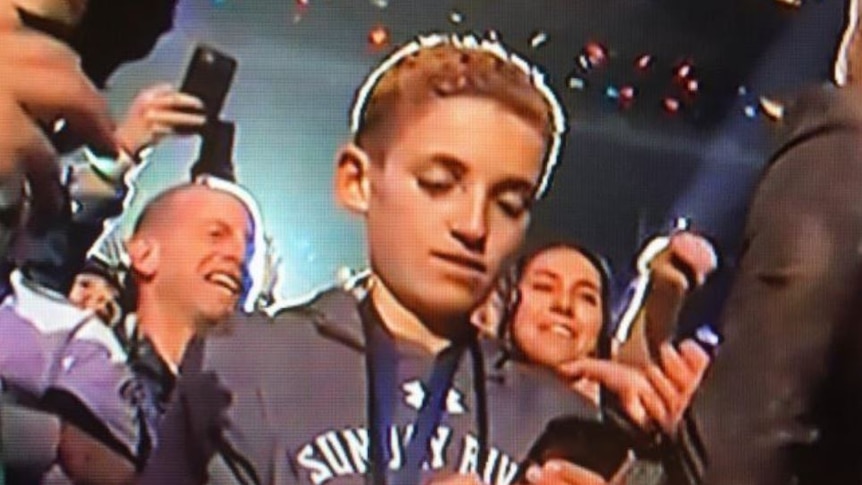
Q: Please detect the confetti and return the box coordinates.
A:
[743,105,758,118]
[619,85,635,101]
[369,25,389,47]
[759,96,784,120]
[568,77,586,90]
[605,85,620,100]
[663,97,680,113]
[370,0,388,8]
[584,41,607,67]
[635,54,653,70]
[530,31,548,48]
[619,85,635,108]
[737,86,748,96]
[676,62,692,79]
[686,79,699,93]
[52,118,67,134]
[292,0,309,22]
[449,10,463,24]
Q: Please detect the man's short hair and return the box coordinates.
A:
[130,183,195,237]
[349,33,566,198]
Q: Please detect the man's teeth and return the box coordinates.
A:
[550,324,574,339]
[209,273,239,294]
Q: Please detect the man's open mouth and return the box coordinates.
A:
[206,271,241,296]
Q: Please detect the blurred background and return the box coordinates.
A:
[104,0,848,325]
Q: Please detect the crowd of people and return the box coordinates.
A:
[0,0,860,484]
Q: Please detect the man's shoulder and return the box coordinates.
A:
[776,84,862,148]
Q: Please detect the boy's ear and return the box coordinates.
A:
[334,142,373,215]
[126,236,159,278]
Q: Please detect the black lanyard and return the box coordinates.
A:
[362,298,482,485]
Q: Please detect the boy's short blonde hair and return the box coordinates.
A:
[350,34,566,198]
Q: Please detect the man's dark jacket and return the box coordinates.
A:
[694,84,862,484]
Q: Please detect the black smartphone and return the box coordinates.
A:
[180,44,238,121]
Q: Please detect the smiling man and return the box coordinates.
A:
[40,181,255,484]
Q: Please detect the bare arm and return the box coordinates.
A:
[57,422,136,485]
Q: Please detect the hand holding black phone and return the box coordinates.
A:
[179,44,237,130]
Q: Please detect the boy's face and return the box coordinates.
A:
[511,246,604,368]
[364,96,547,323]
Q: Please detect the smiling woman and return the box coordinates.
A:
[507,243,611,370]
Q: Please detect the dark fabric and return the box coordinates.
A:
[126,334,177,465]
[42,388,137,465]
[190,121,237,182]
[694,85,862,484]
[12,169,126,295]
[141,287,601,485]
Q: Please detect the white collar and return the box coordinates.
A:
[2,269,95,334]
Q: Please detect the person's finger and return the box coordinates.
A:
[164,92,205,110]
[678,339,711,373]
[138,83,175,101]
[149,123,175,138]
[146,83,176,94]
[668,232,718,285]
[658,343,692,393]
[645,364,679,406]
[651,263,691,293]
[559,359,646,396]
[645,364,687,431]
[146,110,207,128]
[620,393,649,428]
[143,90,204,111]
[633,377,670,427]
[542,460,608,485]
[558,358,618,381]
[558,359,668,428]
